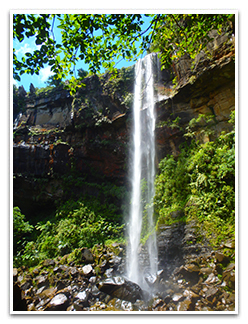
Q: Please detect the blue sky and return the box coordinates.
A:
[13,14,152,92]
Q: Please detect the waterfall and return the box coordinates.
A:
[13,112,22,129]
[127,53,158,288]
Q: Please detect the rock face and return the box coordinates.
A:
[156,50,235,160]
[13,71,132,213]
[13,41,235,213]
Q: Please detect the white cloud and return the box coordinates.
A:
[13,79,18,87]
[15,41,41,57]
[39,66,54,83]
[15,43,35,56]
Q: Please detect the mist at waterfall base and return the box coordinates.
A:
[126,53,166,293]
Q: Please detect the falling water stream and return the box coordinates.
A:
[127,53,159,289]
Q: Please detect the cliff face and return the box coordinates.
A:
[13,38,235,215]
[13,69,134,180]
[156,50,235,161]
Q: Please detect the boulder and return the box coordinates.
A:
[224,240,235,249]
[215,252,230,265]
[73,290,90,308]
[199,267,214,276]
[97,276,144,303]
[45,293,69,311]
[176,265,200,285]
[82,264,94,277]
[177,297,193,311]
[70,267,78,277]
[36,275,49,289]
[81,248,94,263]
[38,287,57,299]
[222,263,235,289]
[172,293,184,302]
[43,259,55,267]
[204,286,219,302]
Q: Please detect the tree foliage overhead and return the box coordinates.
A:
[13,13,235,92]
[149,14,234,69]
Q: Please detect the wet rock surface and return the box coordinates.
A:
[98,276,144,303]
[13,221,235,312]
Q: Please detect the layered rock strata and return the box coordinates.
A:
[13,43,235,212]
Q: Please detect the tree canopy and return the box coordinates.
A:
[13,13,235,93]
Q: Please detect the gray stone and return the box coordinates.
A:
[89,276,97,284]
[104,268,114,278]
[172,293,184,302]
[82,264,94,276]
[18,85,27,97]
[74,290,89,308]
[36,275,49,289]
[46,293,69,311]
[98,276,144,303]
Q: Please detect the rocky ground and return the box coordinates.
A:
[13,220,235,312]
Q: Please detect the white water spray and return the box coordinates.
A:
[127,53,158,287]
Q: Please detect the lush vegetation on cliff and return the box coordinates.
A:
[154,111,235,250]
[13,112,235,267]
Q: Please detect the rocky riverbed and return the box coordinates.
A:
[13,220,235,312]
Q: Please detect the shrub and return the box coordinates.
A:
[154,144,192,226]
[13,199,125,267]
[154,112,235,248]
[13,207,33,255]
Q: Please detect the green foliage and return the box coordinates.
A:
[33,85,55,96]
[13,14,235,92]
[187,125,235,234]
[157,116,182,130]
[77,68,89,79]
[154,112,235,247]
[13,14,57,81]
[13,14,146,85]
[27,81,65,98]
[154,145,191,226]
[150,14,234,70]
[13,85,26,115]
[13,198,124,267]
[45,75,64,87]
[184,114,216,139]
[13,207,34,256]
[101,65,135,109]
[60,171,127,216]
